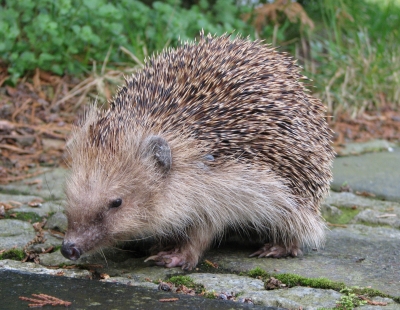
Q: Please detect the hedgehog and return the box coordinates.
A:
[61,32,334,270]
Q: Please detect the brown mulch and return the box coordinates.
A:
[331,108,400,146]
[0,69,121,184]
[0,70,80,184]
[0,70,399,184]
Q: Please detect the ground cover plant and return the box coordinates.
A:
[0,0,252,82]
[1,0,398,114]
[302,0,400,115]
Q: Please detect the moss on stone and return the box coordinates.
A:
[0,188,30,196]
[246,268,397,302]
[247,267,268,278]
[323,206,360,224]
[274,273,346,290]
[167,275,205,294]
[203,291,217,299]
[168,275,195,287]
[5,211,43,223]
[0,248,25,260]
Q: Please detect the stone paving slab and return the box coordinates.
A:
[1,144,400,309]
[190,273,342,309]
[201,225,400,297]
[332,147,400,202]
[0,193,63,216]
[336,139,396,156]
[0,168,67,200]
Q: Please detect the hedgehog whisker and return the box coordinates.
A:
[98,247,108,268]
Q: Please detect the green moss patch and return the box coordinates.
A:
[247,266,268,278]
[167,275,205,294]
[246,268,397,301]
[0,248,25,261]
[52,245,61,252]
[4,211,43,223]
[323,207,360,225]
[168,275,195,287]
[274,273,346,290]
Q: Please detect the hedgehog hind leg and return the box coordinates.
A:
[249,242,302,258]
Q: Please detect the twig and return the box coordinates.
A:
[0,169,46,184]
[159,298,179,302]
[119,46,144,66]
[19,294,71,307]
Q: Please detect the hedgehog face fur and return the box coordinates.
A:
[61,32,334,269]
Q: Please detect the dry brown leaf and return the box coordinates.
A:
[28,198,44,207]
[100,273,110,279]
[243,0,314,32]
[204,259,218,268]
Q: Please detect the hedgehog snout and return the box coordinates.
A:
[61,241,82,260]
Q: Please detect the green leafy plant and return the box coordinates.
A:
[336,288,367,310]
[0,0,253,82]
[1,0,398,116]
[301,0,400,115]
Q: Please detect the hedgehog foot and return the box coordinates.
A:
[144,248,197,271]
[249,243,302,258]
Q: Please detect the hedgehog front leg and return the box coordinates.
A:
[249,241,302,258]
[144,227,213,270]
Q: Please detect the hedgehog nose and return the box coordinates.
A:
[61,241,81,260]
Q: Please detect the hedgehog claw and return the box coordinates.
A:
[144,255,159,262]
[145,249,196,270]
[250,243,302,258]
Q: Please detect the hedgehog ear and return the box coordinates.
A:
[142,136,172,174]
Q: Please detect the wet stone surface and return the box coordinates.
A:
[0,144,399,309]
[2,269,273,310]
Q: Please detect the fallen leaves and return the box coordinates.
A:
[0,200,21,217]
[0,201,19,211]
[332,107,400,151]
[243,0,314,32]
[204,259,219,269]
[19,294,71,308]
[157,281,196,296]
[355,191,376,198]
[0,67,131,184]
[99,273,110,280]
[264,277,286,290]
[1,56,399,187]
[216,292,254,304]
[28,198,44,207]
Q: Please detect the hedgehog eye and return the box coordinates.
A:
[109,198,122,209]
